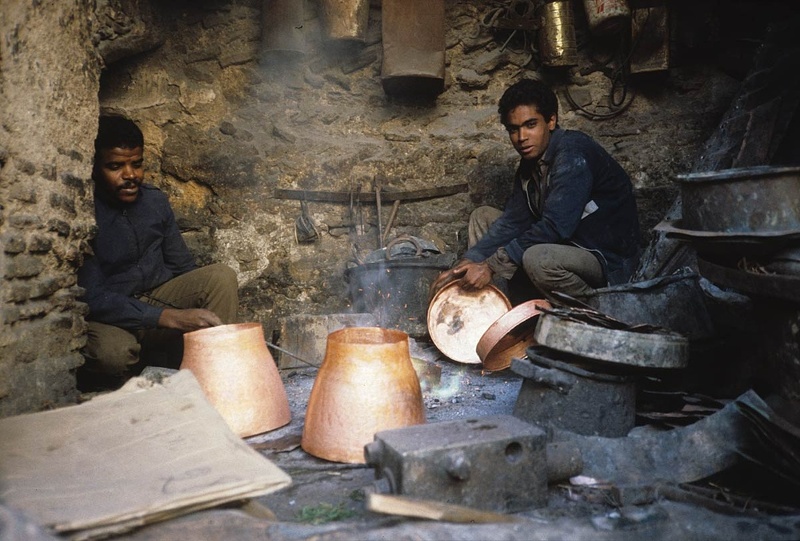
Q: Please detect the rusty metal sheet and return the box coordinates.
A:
[697,256,800,303]
[580,272,716,341]
[655,218,800,258]
[381,0,445,96]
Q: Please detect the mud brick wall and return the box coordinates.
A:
[0,0,100,415]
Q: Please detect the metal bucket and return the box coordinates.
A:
[345,252,456,338]
[320,0,370,42]
[512,347,636,437]
[582,0,630,36]
[381,0,445,96]
[539,1,578,67]
[677,166,800,234]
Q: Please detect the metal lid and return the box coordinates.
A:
[533,311,689,369]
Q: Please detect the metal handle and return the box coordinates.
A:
[384,235,423,260]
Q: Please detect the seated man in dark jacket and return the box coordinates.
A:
[432,78,641,303]
[77,115,238,387]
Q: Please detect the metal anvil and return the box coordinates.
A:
[364,414,581,513]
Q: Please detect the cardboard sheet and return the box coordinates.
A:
[0,370,291,539]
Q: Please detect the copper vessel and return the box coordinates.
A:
[301,327,425,463]
[539,1,578,67]
[381,0,445,96]
[320,0,370,42]
[427,282,511,365]
[180,323,291,438]
[476,299,552,372]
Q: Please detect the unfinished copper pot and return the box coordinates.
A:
[180,323,291,438]
[301,327,425,463]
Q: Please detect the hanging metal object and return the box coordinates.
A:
[629,0,669,73]
[320,0,370,42]
[582,0,630,36]
[261,0,305,58]
[381,0,445,97]
[539,0,579,67]
[294,199,319,244]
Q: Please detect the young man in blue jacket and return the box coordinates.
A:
[77,115,238,388]
[432,78,640,302]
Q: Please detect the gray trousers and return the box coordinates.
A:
[82,263,239,376]
[469,206,604,301]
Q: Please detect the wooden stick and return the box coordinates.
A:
[366,493,522,523]
[382,200,401,245]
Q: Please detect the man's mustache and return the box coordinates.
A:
[119,180,140,190]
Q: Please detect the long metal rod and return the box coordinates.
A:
[265,340,316,367]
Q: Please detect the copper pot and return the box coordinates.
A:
[320,0,370,42]
[301,327,425,463]
[180,323,291,438]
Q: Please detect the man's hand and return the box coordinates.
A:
[429,259,494,299]
[158,308,223,332]
[457,260,493,291]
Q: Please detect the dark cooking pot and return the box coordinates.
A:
[677,165,800,234]
[345,237,456,338]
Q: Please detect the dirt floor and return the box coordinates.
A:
[108,336,800,541]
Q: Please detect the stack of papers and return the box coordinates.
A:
[0,370,291,540]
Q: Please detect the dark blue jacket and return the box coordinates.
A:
[77,185,197,330]
[464,128,640,285]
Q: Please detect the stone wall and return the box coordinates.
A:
[0,0,101,415]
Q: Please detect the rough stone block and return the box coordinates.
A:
[49,192,76,216]
[27,234,53,253]
[30,276,60,299]
[5,255,44,279]
[5,283,31,303]
[8,214,43,229]
[9,186,37,203]
[274,313,378,369]
[2,232,26,254]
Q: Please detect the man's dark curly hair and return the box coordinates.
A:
[94,115,144,156]
[498,79,559,126]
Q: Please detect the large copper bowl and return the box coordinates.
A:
[427,282,511,364]
[301,327,425,464]
[180,322,291,438]
[476,299,551,372]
